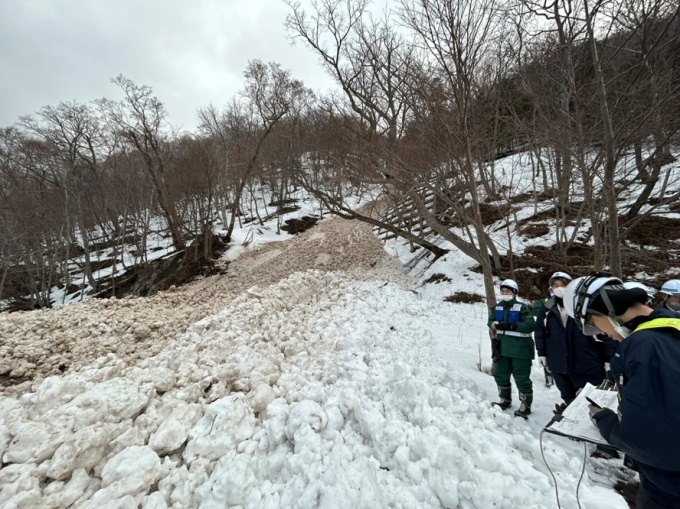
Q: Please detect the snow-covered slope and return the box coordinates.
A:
[6,145,671,507]
[0,268,627,508]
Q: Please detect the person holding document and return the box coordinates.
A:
[564,274,680,508]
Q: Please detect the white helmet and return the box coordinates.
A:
[500,279,519,294]
[623,281,656,305]
[660,279,680,296]
[564,275,625,335]
[549,271,572,286]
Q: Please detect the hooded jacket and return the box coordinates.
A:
[593,308,680,497]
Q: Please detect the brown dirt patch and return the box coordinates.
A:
[281,216,319,235]
[423,273,452,285]
[624,215,680,248]
[476,202,515,225]
[520,223,550,238]
[444,292,485,304]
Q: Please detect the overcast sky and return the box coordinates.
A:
[0,0,340,132]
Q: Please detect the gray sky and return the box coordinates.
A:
[0,0,338,131]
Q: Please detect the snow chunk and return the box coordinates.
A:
[52,378,152,429]
[3,421,67,464]
[127,366,176,393]
[80,446,161,508]
[0,463,41,508]
[47,422,127,480]
[183,395,256,464]
[148,403,202,455]
[284,399,328,442]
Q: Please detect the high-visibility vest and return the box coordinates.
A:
[634,317,680,334]
[614,317,680,415]
[493,302,533,338]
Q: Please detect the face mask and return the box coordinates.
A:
[668,301,680,311]
[500,294,513,302]
[607,317,631,340]
[552,287,566,299]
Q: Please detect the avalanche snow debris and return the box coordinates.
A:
[0,217,627,508]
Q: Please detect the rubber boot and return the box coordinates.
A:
[492,386,512,410]
[514,393,532,419]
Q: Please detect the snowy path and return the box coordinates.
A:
[0,218,629,508]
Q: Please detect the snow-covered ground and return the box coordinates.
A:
[0,229,630,509]
[6,147,675,507]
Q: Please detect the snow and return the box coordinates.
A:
[5,145,674,506]
[0,269,628,508]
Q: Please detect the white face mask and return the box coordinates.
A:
[552,287,566,299]
[500,294,514,302]
[607,317,631,340]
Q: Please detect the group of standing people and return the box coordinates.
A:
[487,273,680,508]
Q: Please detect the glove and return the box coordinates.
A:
[553,402,567,416]
[495,321,517,331]
[491,338,501,362]
[598,362,616,390]
[605,362,614,382]
[588,405,614,425]
[538,356,547,368]
[588,404,602,424]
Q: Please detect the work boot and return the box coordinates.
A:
[492,386,512,410]
[514,393,533,419]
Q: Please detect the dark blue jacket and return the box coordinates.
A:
[594,309,680,497]
[534,297,608,379]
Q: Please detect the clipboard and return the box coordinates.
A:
[543,383,620,447]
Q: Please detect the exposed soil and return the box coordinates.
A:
[624,215,680,248]
[90,233,229,300]
[422,273,452,285]
[281,216,319,235]
[444,292,485,304]
[519,223,550,239]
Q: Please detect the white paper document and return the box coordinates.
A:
[544,383,619,446]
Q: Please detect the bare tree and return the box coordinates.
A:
[19,101,113,292]
[101,75,185,251]
[199,61,311,243]
[397,0,514,303]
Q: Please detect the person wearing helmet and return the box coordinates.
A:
[535,272,610,405]
[532,271,574,389]
[532,271,573,318]
[623,281,656,307]
[564,274,680,508]
[659,279,680,311]
[487,278,536,418]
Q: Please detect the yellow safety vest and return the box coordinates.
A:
[614,317,680,417]
[634,317,680,334]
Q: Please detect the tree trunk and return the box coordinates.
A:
[585,1,621,276]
